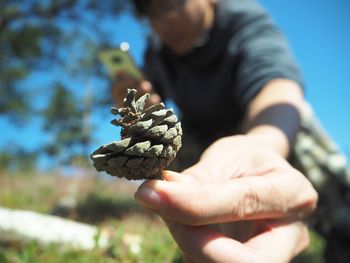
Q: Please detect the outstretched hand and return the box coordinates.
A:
[134,135,318,263]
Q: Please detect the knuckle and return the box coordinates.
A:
[305,187,318,213]
[235,187,261,219]
[294,170,319,215]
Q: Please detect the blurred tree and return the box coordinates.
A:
[0,0,131,119]
[42,83,90,165]
[0,0,134,168]
[0,145,38,172]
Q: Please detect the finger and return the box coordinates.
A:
[148,93,161,105]
[163,170,195,183]
[165,219,308,263]
[164,219,255,263]
[245,220,309,261]
[133,171,194,212]
[134,171,317,225]
[139,81,161,105]
[139,80,153,93]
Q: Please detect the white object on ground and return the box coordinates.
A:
[0,207,109,250]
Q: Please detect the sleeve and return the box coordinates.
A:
[228,0,304,111]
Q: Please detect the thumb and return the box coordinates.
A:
[134,172,306,225]
[134,177,240,225]
[163,170,196,183]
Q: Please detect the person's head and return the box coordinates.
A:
[132,0,217,54]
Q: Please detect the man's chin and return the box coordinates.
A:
[166,42,193,55]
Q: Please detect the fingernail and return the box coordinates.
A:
[163,170,195,183]
[134,186,167,211]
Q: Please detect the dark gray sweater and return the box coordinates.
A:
[143,0,302,147]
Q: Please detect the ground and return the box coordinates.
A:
[0,171,324,263]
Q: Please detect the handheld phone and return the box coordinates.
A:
[98,42,143,80]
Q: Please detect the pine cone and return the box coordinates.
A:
[90,89,182,180]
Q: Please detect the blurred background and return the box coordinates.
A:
[0,0,349,262]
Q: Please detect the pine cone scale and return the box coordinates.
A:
[124,141,152,156]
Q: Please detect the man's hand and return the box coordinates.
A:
[111,71,161,107]
[134,136,318,263]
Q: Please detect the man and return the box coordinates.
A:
[114,0,319,262]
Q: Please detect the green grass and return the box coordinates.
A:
[0,216,180,263]
[0,171,181,263]
[0,171,325,263]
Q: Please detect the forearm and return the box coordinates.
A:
[242,78,304,158]
[200,79,303,161]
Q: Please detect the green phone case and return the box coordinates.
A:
[99,48,142,80]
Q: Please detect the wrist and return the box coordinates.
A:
[246,125,290,158]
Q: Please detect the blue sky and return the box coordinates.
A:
[260,0,350,156]
[1,0,349,167]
